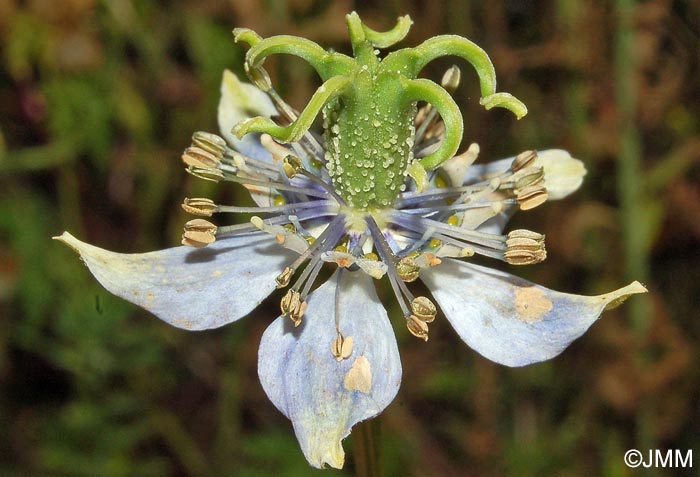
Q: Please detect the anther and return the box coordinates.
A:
[513,167,545,191]
[181,219,217,248]
[275,267,295,288]
[191,132,227,158]
[411,296,437,323]
[511,150,538,172]
[244,63,273,92]
[280,289,306,327]
[182,146,222,169]
[282,155,304,178]
[186,166,224,182]
[441,65,461,94]
[331,332,353,361]
[182,198,217,216]
[406,315,429,341]
[397,254,420,282]
[516,185,549,211]
[504,229,547,265]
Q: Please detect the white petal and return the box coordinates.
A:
[258,271,401,468]
[55,232,295,330]
[464,149,586,200]
[217,69,277,161]
[536,149,587,200]
[422,259,646,367]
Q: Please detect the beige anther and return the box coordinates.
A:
[513,167,545,191]
[331,332,354,361]
[511,150,538,172]
[516,185,549,211]
[185,166,224,182]
[504,230,547,265]
[441,65,461,94]
[282,155,304,178]
[244,63,272,92]
[280,289,306,327]
[275,267,295,288]
[181,219,217,247]
[406,315,429,342]
[182,146,221,169]
[191,132,226,158]
[411,297,437,323]
[397,255,420,282]
[181,198,217,216]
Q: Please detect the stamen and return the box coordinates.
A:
[187,165,329,198]
[389,211,507,251]
[398,199,512,216]
[511,149,538,172]
[414,66,461,145]
[331,331,354,361]
[397,254,420,282]
[365,216,415,317]
[513,167,545,191]
[181,219,217,247]
[516,185,548,210]
[282,155,304,178]
[217,199,335,215]
[182,198,217,216]
[504,229,546,265]
[280,289,307,327]
[186,165,225,182]
[406,315,429,341]
[275,266,295,288]
[192,131,227,158]
[182,146,222,169]
[411,296,437,323]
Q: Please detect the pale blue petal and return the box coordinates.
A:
[422,259,646,367]
[55,232,295,330]
[218,69,277,161]
[258,271,401,469]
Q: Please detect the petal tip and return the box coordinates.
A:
[53,231,81,253]
[601,280,648,311]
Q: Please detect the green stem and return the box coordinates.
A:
[615,0,650,322]
[353,419,382,477]
[615,1,656,475]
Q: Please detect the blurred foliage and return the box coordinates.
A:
[1,0,699,476]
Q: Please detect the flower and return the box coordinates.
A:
[55,12,646,469]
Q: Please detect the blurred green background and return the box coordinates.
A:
[1,0,699,476]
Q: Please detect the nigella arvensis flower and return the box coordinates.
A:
[56,13,646,469]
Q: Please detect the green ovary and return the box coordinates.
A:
[324,72,415,210]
